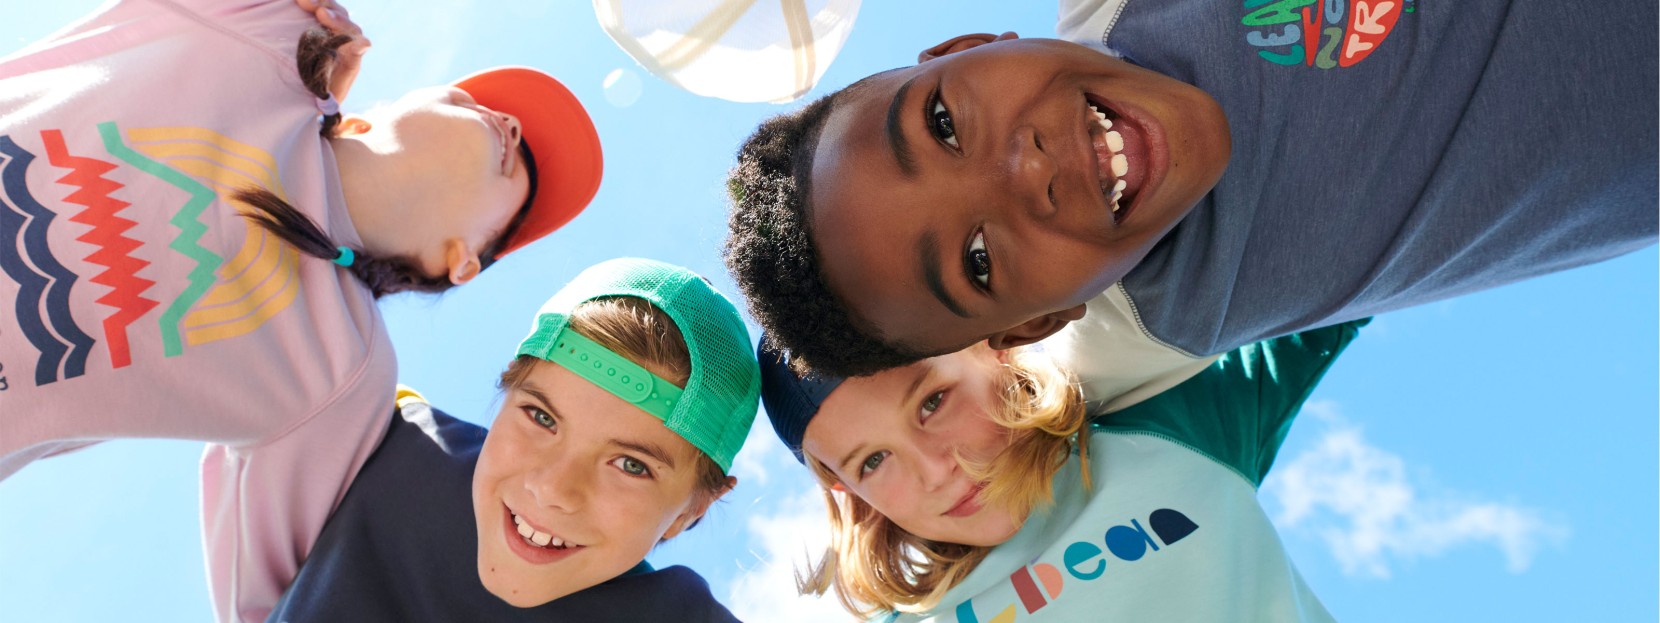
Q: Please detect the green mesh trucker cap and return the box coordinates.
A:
[516,258,761,473]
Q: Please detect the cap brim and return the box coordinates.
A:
[454,67,603,258]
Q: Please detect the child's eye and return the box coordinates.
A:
[921,390,946,419]
[524,406,556,431]
[860,451,889,477]
[611,456,653,478]
[930,96,959,149]
[966,232,990,287]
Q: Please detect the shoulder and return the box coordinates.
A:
[1042,284,1214,411]
[1057,0,1134,50]
[393,399,489,459]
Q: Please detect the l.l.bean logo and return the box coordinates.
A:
[1242,0,1413,69]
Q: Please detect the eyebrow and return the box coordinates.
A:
[885,74,921,178]
[837,442,866,477]
[519,384,557,414]
[920,231,972,319]
[612,439,678,471]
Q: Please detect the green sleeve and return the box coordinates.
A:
[1090,319,1367,488]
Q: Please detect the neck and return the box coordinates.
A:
[331,136,420,259]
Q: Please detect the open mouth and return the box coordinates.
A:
[501,505,584,563]
[513,512,576,550]
[1083,94,1150,225]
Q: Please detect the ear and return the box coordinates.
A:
[985,303,1086,350]
[335,115,373,136]
[918,31,1019,63]
[661,475,737,541]
[442,238,482,285]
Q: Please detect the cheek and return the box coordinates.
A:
[857,476,924,523]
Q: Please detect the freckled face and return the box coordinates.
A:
[801,345,1024,546]
[809,38,1230,356]
[471,360,707,607]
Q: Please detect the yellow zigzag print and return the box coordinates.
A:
[127,127,300,346]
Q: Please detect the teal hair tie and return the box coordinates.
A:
[332,246,355,267]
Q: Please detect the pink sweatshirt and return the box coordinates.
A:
[0,1,395,620]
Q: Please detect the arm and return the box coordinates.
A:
[198,365,400,623]
[1094,319,1367,487]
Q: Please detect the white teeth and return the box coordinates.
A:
[513,513,567,549]
[1114,179,1126,193]
[1111,154,1128,177]
[1105,130,1123,152]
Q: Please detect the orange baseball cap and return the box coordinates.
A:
[454,67,603,259]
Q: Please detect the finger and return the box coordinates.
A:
[317,8,364,37]
[295,0,324,11]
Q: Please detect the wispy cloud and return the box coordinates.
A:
[1262,401,1568,578]
[725,487,851,622]
[731,416,785,488]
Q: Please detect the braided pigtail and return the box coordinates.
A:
[235,191,450,298]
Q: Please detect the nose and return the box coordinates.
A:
[911,437,959,494]
[1003,124,1058,220]
[524,453,589,513]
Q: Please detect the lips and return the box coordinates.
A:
[1083,94,1153,225]
[944,482,987,518]
[479,106,517,174]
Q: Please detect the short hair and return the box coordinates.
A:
[722,77,932,378]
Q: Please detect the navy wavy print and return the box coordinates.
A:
[0,136,94,385]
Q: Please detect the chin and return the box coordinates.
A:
[478,564,578,608]
[477,547,579,608]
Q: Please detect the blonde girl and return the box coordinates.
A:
[759,320,1366,621]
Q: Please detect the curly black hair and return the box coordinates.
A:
[722,77,938,378]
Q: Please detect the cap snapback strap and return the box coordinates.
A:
[544,329,682,421]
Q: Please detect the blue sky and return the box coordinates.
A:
[2,2,1655,621]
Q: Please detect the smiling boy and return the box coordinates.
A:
[724,0,1658,380]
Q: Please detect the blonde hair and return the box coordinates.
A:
[798,348,1089,617]
[497,296,730,521]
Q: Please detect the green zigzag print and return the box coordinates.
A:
[98,122,222,357]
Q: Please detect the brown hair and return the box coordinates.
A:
[232,27,521,298]
[497,297,733,528]
[799,349,1090,617]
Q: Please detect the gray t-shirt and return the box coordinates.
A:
[1059,0,1656,358]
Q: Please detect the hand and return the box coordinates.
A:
[296,0,370,102]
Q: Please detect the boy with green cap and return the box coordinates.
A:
[212,258,760,621]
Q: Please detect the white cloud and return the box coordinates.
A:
[731,413,785,488]
[725,487,851,622]
[1262,401,1568,578]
